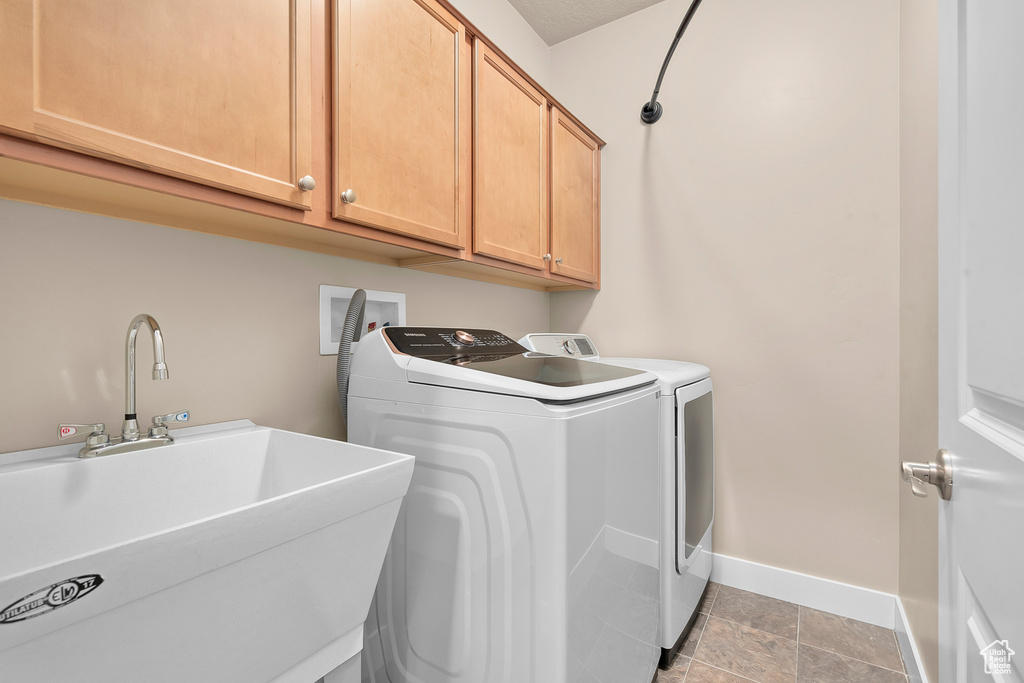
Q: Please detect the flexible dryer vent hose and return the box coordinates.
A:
[336,289,367,433]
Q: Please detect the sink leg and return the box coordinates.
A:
[323,653,360,683]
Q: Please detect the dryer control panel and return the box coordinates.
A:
[518,333,600,358]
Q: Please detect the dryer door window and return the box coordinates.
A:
[676,380,714,571]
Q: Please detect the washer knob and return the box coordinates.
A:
[563,338,580,355]
[454,330,476,346]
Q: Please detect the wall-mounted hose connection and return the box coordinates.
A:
[640,0,705,124]
[336,289,367,432]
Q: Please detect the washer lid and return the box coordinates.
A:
[384,327,656,402]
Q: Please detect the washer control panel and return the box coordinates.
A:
[385,327,525,358]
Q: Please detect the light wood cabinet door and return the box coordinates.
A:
[473,41,549,270]
[334,0,470,249]
[0,0,314,209]
[549,107,600,284]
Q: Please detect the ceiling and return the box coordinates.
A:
[506,0,666,46]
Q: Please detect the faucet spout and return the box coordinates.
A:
[123,314,168,441]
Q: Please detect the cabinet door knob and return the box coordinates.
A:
[555,257,563,265]
[341,189,357,204]
[543,253,552,261]
[297,175,316,192]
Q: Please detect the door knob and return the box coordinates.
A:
[297,175,316,192]
[901,449,953,500]
[340,189,357,204]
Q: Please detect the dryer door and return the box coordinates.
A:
[676,378,714,573]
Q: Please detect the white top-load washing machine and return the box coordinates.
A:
[348,327,663,683]
[519,334,714,669]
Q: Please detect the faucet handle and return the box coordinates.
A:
[58,423,110,447]
[153,410,190,425]
[149,410,190,437]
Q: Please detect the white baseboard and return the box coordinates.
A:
[710,553,929,682]
[894,597,929,683]
[710,553,896,627]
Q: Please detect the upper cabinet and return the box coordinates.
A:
[472,41,549,271]
[0,0,314,209]
[549,107,601,284]
[334,0,470,249]
[0,0,603,289]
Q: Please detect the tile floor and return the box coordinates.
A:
[660,583,909,683]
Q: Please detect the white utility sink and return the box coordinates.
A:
[0,420,414,683]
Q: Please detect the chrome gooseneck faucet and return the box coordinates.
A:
[58,313,190,458]
[122,314,168,441]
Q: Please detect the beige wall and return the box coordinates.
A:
[449,0,551,87]
[0,0,557,457]
[549,0,902,592]
[0,198,549,455]
[899,0,939,679]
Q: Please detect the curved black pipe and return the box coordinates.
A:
[640,0,705,124]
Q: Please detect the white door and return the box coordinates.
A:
[937,0,1024,680]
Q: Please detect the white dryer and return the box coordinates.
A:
[519,334,714,669]
[348,327,663,683]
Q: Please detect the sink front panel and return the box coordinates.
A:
[0,421,415,679]
[0,501,403,682]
